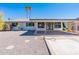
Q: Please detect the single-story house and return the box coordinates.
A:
[3,18,79,33]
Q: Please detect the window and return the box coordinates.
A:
[12,22,18,27]
[54,22,61,28]
[26,22,34,26]
[38,22,45,28]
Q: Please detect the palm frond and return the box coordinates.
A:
[25,6,32,10]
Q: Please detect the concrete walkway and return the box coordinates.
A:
[45,35,79,55]
[0,31,49,55]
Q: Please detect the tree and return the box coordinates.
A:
[24,6,32,19]
[0,12,4,30]
[67,22,72,32]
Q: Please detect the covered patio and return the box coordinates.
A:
[2,19,79,34]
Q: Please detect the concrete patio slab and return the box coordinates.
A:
[45,35,79,55]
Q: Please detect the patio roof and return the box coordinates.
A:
[30,19,79,22]
[4,18,79,22]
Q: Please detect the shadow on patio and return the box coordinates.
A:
[20,30,37,36]
[45,31,77,35]
[20,30,77,36]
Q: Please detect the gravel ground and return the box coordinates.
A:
[0,31,49,55]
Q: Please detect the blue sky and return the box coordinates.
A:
[0,3,79,20]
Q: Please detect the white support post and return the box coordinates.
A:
[65,22,68,31]
[34,22,38,34]
[61,22,63,31]
[44,22,47,34]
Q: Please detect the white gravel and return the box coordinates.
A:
[0,31,49,55]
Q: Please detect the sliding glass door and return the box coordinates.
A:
[46,22,53,30]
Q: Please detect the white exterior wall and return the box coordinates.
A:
[53,28,62,31]
[18,22,26,27]
[18,22,27,30]
[64,22,68,28]
[18,22,26,29]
